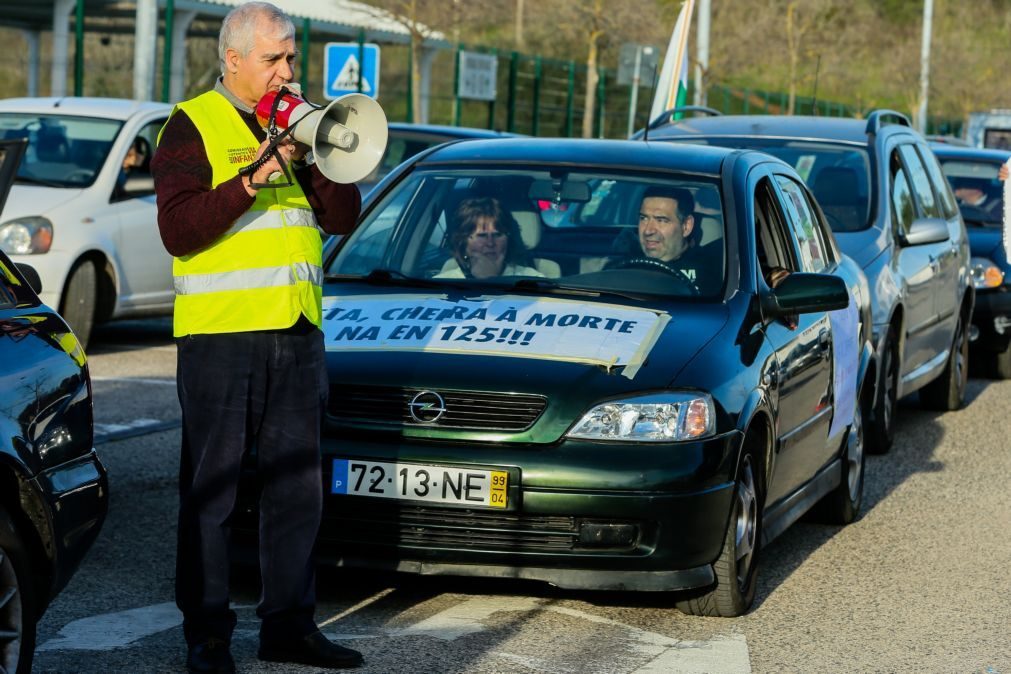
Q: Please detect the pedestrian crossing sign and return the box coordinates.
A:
[324,42,380,100]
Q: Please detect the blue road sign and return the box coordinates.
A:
[324,42,380,100]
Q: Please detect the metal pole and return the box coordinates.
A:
[161,0,175,103]
[357,29,365,93]
[74,0,84,96]
[626,45,642,138]
[300,18,310,94]
[917,0,933,134]
[23,30,40,97]
[693,0,710,107]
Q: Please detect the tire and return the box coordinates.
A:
[812,382,867,525]
[866,327,898,454]
[59,259,97,350]
[0,507,37,674]
[920,309,969,411]
[979,344,1011,380]
[677,438,763,617]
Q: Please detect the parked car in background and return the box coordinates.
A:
[358,123,519,195]
[646,110,974,453]
[233,138,876,617]
[0,138,109,673]
[929,143,1011,378]
[0,97,174,348]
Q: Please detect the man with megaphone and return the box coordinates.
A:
[151,2,369,672]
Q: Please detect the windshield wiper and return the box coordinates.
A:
[15,174,64,188]
[507,278,646,301]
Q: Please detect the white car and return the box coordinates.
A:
[0,97,174,347]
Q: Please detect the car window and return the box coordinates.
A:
[0,112,123,187]
[328,166,727,298]
[754,177,798,288]
[938,158,1004,226]
[666,138,872,232]
[775,175,830,273]
[918,147,959,219]
[890,152,916,236]
[897,144,940,218]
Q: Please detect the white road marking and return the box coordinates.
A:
[38,597,751,674]
[319,588,396,628]
[91,376,176,385]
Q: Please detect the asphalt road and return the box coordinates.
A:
[31,319,1011,673]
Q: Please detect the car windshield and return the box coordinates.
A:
[0,113,122,188]
[667,137,872,232]
[938,159,1004,226]
[328,166,727,299]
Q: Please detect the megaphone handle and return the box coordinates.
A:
[238,126,297,189]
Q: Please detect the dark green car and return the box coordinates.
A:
[234,138,876,616]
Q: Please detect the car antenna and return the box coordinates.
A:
[811,54,821,116]
[642,65,659,142]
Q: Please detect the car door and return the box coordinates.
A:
[889,143,939,377]
[112,115,173,311]
[753,173,833,505]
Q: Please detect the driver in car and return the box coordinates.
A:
[613,187,722,294]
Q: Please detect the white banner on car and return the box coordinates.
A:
[321,294,669,379]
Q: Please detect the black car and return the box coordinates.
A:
[929,143,1011,377]
[233,138,876,617]
[0,138,108,672]
[358,123,519,195]
[645,110,975,453]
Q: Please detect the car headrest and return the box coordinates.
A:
[512,210,541,249]
[812,167,860,207]
[36,127,69,162]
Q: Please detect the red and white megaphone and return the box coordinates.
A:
[255,88,388,184]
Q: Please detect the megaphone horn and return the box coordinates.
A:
[255,89,389,185]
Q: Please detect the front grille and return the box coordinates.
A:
[329,386,547,432]
[319,504,639,553]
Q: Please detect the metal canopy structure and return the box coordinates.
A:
[0,0,444,116]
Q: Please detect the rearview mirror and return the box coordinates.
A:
[762,272,849,318]
[900,217,949,246]
[528,179,591,203]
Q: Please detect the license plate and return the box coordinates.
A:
[331,459,508,508]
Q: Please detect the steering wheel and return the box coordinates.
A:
[616,257,701,296]
[64,169,95,184]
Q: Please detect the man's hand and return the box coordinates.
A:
[999,163,1009,182]
[244,138,296,196]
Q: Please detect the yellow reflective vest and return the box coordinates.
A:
[166,90,323,337]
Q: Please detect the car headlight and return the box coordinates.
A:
[969,256,1004,289]
[566,392,716,442]
[0,217,53,254]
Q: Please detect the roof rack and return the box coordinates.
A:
[647,106,722,130]
[865,109,912,135]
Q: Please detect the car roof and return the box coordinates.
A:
[648,114,899,146]
[0,97,172,120]
[414,137,735,175]
[387,122,519,138]
[929,144,1011,161]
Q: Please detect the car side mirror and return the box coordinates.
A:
[761,272,849,318]
[900,217,949,246]
[14,262,42,294]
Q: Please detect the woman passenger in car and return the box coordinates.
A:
[436,197,544,279]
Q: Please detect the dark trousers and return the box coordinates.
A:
[175,324,327,647]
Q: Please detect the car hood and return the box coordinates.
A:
[1,184,86,221]
[321,287,730,442]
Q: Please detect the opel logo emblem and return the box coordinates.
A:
[408,390,447,423]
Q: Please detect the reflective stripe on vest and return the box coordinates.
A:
[167,90,323,337]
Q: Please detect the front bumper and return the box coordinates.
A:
[234,431,742,592]
[21,449,109,604]
[970,286,1011,352]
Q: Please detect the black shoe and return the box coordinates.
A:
[186,638,235,674]
[258,630,364,669]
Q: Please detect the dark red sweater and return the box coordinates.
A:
[151,105,361,257]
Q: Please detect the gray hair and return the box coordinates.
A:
[218,2,295,72]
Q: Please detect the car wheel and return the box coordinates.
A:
[980,343,1011,380]
[59,259,97,350]
[677,438,763,617]
[0,507,36,674]
[812,381,867,525]
[920,310,969,411]
[866,327,898,454]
